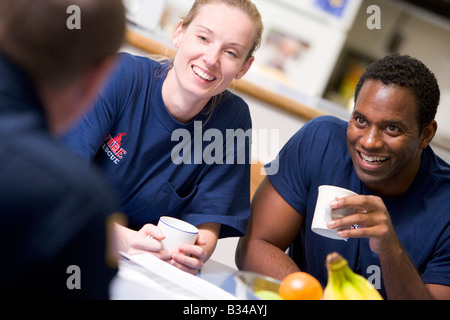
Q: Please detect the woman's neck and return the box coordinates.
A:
[161,70,209,124]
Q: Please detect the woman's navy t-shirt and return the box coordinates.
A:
[63,53,252,237]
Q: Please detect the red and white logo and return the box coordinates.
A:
[101,132,127,164]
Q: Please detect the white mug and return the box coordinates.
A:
[311,185,357,241]
[157,216,199,250]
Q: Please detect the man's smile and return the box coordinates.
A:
[359,151,388,165]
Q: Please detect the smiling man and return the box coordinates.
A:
[236,54,450,300]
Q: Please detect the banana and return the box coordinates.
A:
[343,267,383,300]
[322,268,345,300]
[322,252,347,300]
[322,252,384,300]
[341,280,366,300]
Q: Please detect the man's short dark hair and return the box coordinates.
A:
[354,54,440,133]
[0,0,125,88]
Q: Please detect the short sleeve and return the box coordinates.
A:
[61,53,149,160]
[266,115,349,216]
[421,225,450,286]
[266,120,316,215]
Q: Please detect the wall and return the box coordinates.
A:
[339,0,450,150]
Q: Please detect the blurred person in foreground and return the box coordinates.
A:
[236,54,450,300]
[0,0,125,299]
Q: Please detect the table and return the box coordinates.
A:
[109,253,240,300]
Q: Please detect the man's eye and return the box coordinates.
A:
[356,117,365,125]
[387,125,399,132]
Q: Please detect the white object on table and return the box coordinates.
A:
[157,216,199,251]
[109,252,237,300]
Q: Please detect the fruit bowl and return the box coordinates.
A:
[233,271,282,300]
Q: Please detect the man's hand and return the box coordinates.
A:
[327,195,402,256]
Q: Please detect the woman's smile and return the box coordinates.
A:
[192,65,217,82]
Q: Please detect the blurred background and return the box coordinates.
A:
[122,0,450,269]
[124,0,450,161]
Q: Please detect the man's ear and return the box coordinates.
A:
[419,120,437,149]
[42,56,118,135]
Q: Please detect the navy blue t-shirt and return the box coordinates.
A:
[268,115,450,298]
[63,53,251,237]
[0,54,118,299]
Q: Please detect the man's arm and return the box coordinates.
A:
[379,244,450,300]
[235,177,304,280]
[329,195,450,300]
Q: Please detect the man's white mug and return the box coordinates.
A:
[157,216,199,250]
[311,185,357,241]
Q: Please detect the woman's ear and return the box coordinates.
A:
[235,56,255,80]
[172,19,184,48]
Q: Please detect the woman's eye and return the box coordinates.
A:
[225,50,238,58]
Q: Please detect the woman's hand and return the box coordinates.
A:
[127,223,174,261]
[169,223,221,275]
[130,224,208,275]
[169,233,207,275]
[115,222,220,275]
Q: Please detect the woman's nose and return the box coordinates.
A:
[203,47,220,67]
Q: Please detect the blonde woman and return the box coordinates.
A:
[63,0,263,274]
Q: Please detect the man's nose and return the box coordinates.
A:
[360,126,384,150]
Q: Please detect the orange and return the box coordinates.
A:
[279,272,323,300]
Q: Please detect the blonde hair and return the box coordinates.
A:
[181,0,263,61]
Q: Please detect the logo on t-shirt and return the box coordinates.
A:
[101,132,127,164]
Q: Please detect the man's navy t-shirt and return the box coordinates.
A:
[267,115,450,298]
